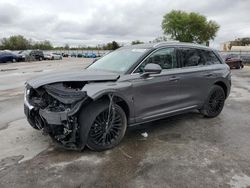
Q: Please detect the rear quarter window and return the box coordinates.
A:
[202,50,221,65]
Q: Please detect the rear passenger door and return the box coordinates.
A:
[176,47,211,108]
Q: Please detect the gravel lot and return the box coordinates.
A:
[0,58,250,188]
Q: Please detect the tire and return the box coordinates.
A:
[78,100,127,151]
[12,58,17,63]
[236,62,241,69]
[39,57,43,61]
[201,85,225,118]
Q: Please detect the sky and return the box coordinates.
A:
[0,0,250,49]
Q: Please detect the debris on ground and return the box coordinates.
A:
[118,148,132,159]
[141,132,148,138]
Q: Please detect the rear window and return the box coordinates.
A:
[179,48,221,67]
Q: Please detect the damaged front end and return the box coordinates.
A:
[24,82,90,150]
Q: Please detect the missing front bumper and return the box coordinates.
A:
[38,99,86,125]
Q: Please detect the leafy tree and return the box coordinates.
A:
[1,35,31,50]
[151,36,169,43]
[0,35,54,50]
[228,37,250,50]
[238,37,250,46]
[111,41,120,50]
[161,10,219,44]
[64,44,70,50]
[32,40,53,50]
[131,40,144,45]
[103,41,120,50]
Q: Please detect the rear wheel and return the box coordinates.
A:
[201,85,225,118]
[12,58,17,63]
[236,62,241,69]
[79,100,127,151]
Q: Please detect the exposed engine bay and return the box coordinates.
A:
[25,82,90,150]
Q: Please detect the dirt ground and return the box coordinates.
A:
[0,58,250,188]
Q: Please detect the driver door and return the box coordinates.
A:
[130,48,181,122]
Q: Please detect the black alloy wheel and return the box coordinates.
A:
[79,100,127,151]
[88,106,124,148]
[201,85,225,118]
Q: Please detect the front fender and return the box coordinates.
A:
[82,81,135,122]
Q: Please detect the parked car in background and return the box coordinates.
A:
[84,52,97,58]
[18,50,35,62]
[0,51,22,63]
[62,53,69,57]
[17,50,44,62]
[44,52,62,60]
[44,53,53,60]
[30,50,44,61]
[221,53,244,69]
[24,42,231,151]
[16,51,28,61]
[77,53,83,58]
[70,52,77,57]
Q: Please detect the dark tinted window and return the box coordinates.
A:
[180,48,206,67]
[135,48,177,73]
[30,50,43,56]
[202,50,221,65]
[0,52,13,56]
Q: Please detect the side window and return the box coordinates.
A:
[30,51,35,56]
[135,48,177,73]
[203,50,221,65]
[180,48,206,67]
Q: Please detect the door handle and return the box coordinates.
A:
[204,73,214,77]
[169,76,180,82]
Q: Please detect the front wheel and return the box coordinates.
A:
[201,85,225,118]
[79,100,127,151]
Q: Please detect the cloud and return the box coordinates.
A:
[0,0,250,48]
[0,3,21,26]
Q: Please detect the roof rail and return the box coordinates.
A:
[153,41,180,48]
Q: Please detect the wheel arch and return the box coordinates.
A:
[214,81,228,97]
[93,93,131,121]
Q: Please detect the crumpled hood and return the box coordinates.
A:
[27,69,120,88]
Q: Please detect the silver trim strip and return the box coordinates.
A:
[142,105,198,120]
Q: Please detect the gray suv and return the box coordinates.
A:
[24,42,231,151]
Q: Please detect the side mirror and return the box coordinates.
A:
[142,63,162,77]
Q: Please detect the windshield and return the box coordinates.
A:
[87,48,148,73]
